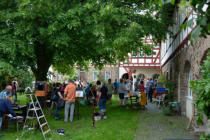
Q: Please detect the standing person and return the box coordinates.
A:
[85,84,92,104]
[123,80,130,106]
[118,79,126,106]
[107,79,114,105]
[54,83,64,120]
[11,78,18,102]
[113,79,119,99]
[145,78,150,100]
[153,79,158,88]
[99,83,108,112]
[64,79,76,123]
[88,85,97,105]
[129,79,133,91]
[140,81,146,110]
[148,78,154,102]
[134,79,140,92]
[96,80,101,107]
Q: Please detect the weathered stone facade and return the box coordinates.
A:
[161,36,210,117]
[79,66,119,82]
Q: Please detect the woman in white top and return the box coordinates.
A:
[123,80,130,106]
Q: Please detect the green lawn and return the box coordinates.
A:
[2,95,140,140]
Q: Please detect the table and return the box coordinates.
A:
[12,104,27,119]
[1,105,27,131]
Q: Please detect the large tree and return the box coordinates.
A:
[0,0,172,81]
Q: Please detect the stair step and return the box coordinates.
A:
[26,116,37,119]
[41,122,48,128]
[38,115,45,119]
[29,107,40,111]
[43,129,50,135]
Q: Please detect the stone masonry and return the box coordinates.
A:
[161,36,210,116]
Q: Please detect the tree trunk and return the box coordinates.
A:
[32,43,54,81]
[32,67,49,81]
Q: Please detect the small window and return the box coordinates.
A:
[93,71,99,81]
[105,71,111,81]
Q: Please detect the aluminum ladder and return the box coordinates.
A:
[22,94,51,140]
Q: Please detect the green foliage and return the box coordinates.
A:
[97,73,105,83]
[163,106,173,116]
[158,73,167,87]
[164,81,175,104]
[190,51,210,122]
[0,0,173,81]
[158,73,175,106]
[0,61,34,90]
[178,0,210,38]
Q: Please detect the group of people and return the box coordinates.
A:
[84,77,157,111]
[0,77,158,137]
[51,79,77,122]
[85,79,117,112]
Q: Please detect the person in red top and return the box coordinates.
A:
[64,79,76,123]
[140,80,147,110]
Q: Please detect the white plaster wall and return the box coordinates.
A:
[119,67,127,79]
[134,68,160,79]
[186,97,193,118]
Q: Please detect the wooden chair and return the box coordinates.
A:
[129,95,140,109]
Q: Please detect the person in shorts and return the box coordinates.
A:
[118,79,126,106]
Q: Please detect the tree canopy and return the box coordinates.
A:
[0,0,172,81]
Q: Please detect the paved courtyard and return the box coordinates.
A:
[134,103,195,140]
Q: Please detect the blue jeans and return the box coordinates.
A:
[55,104,60,118]
[99,98,107,111]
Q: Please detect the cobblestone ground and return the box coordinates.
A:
[134,103,195,140]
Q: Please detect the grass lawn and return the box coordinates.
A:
[1,94,140,140]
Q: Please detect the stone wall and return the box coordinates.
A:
[161,36,210,117]
[79,66,119,82]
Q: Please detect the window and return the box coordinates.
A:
[188,69,193,99]
[105,71,111,81]
[93,71,99,81]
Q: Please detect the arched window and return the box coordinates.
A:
[138,74,145,80]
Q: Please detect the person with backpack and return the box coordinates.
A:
[53,83,64,120]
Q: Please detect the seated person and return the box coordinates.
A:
[0,98,21,137]
[0,85,13,99]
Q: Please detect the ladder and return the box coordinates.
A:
[22,94,51,140]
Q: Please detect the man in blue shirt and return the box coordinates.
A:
[0,99,19,137]
[148,79,154,102]
[0,85,13,99]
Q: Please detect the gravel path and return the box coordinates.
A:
[134,103,195,140]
